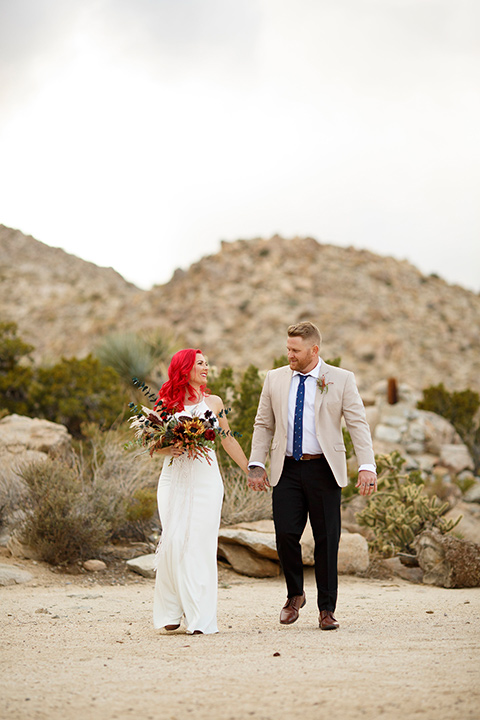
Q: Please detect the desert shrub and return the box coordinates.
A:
[19,457,110,565]
[418,383,480,472]
[83,424,161,540]
[29,355,126,437]
[356,452,461,557]
[221,465,272,526]
[0,322,35,415]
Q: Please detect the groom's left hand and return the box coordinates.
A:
[356,470,377,496]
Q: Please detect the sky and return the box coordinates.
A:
[0,0,479,292]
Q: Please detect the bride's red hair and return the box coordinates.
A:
[155,348,208,413]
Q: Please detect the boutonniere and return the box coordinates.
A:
[317,375,333,394]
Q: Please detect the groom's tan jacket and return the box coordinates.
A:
[249,361,375,488]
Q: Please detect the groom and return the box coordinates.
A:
[248,321,376,630]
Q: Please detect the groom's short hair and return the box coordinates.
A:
[287,321,321,348]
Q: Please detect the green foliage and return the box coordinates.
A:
[208,367,236,404]
[232,364,263,457]
[19,457,110,565]
[126,487,157,524]
[356,452,461,557]
[418,383,480,472]
[325,356,342,367]
[96,331,175,392]
[0,322,34,414]
[30,355,126,437]
[271,355,342,369]
[454,474,477,495]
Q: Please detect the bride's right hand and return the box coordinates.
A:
[158,445,184,458]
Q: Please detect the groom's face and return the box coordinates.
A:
[286,336,319,374]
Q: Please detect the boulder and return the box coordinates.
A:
[444,501,480,545]
[464,480,480,504]
[382,557,424,584]
[338,532,369,574]
[0,414,71,456]
[217,522,369,576]
[217,542,280,578]
[0,563,33,586]
[218,527,278,559]
[6,536,41,561]
[439,444,474,473]
[415,529,480,588]
[126,553,156,578]
[83,559,107,572]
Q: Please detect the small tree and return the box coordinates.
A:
[418,383,480,472]
[0,322,34,415]
[30,355,126,437]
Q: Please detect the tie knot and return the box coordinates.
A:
[298,375,307,384]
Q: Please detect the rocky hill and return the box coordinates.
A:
[1,224,479,393]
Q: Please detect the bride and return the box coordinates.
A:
[152,348,248,635]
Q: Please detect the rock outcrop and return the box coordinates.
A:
[415,529,480,587]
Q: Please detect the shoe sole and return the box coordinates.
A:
[319,623,339,630]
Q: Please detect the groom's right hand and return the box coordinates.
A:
[247,466,270,492]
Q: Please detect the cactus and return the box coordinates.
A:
[356,451,462,557]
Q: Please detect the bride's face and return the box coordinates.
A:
[189,353,209,387]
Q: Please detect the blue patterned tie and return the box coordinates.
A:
[293,375,307,461]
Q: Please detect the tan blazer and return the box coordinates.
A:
[249,361,375,488]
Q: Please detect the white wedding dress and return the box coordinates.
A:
[153,399,224,634]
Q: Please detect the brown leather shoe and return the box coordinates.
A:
[279,592,306,624]
[319,610,339,630]
[164,624,180,631]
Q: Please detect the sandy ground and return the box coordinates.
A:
[1,556,479,720]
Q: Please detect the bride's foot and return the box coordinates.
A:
[192,630,203,635]
[164,624,180,631]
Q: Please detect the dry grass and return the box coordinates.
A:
[220,465,272,526]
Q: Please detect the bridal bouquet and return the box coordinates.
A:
[127,382,218,463]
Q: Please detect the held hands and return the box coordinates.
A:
[356,469,377,496]
[247,466,270,492]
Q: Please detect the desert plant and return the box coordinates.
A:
[356,451,461,557]
[96,330,175,392]
[0,322,35,415]
[19,457,110,565]
[231,364,263,457]
[85,424,161,540]
[29,355,126,437]
[221,465,272,526]
[418,383,480,472]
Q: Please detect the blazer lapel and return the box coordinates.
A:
[279,366,293,432]
[314,361,329,417]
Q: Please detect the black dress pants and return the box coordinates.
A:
[272,455,342,612]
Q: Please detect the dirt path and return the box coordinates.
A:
[1,558,479,720]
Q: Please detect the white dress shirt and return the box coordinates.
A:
[286,360,323,456]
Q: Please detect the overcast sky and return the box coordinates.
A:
[0,0,479,291]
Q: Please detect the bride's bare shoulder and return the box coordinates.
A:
[204,394,223,413]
